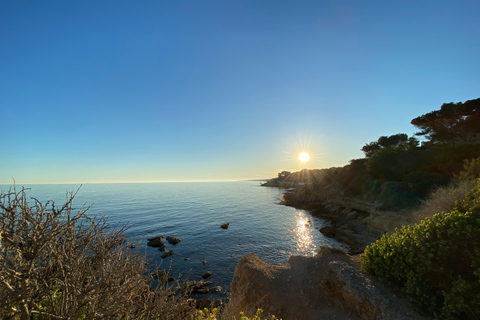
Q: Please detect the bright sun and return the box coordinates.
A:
[299,152,310,163]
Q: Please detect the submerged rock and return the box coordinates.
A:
[161,250,174,258]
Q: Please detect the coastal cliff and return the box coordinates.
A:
[224,247,423,320]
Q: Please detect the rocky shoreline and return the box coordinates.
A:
[282,190,415,254]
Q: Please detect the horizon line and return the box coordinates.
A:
[0,178,271,186]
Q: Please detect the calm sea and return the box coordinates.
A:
[0,181,340,297]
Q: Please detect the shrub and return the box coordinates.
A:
[361,180,480,319]
[0,186,197,319]
[411,178,477,223]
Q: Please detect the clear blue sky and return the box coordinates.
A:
[1,0,479,184]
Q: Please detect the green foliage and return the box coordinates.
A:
[235,309,281,320]
[362,180,480,319]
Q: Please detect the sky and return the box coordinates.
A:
[1,0,479,184]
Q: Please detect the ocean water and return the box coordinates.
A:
[0,181,340,297]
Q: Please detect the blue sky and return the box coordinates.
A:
[1,0,479,184]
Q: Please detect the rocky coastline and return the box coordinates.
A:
[281,188,415,254]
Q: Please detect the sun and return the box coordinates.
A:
[299,152,310,163]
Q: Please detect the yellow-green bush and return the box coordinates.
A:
[193,308,280,320]
[362,180,480,319]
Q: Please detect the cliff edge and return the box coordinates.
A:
[224,248,423,320]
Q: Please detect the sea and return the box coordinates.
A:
[0,181,341,298]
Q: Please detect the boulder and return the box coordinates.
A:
[224,251,424,320]
[161,250,174,258]
[209,286,222,293]
[221,222,229,229]
[197,280,212,288]
[166,236,181,245]
[147,236,165,249]
[196,287,209,294]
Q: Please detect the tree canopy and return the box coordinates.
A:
[361,133,418,157]
[411,98,480,144]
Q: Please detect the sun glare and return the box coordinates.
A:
[299,152,310,163]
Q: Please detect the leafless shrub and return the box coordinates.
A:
[0,186,197,319]
[410,178,477,223]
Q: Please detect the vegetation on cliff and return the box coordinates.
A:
[265,98,480,211]
[361,179,480,319]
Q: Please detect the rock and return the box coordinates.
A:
[209,286,222,293]
[319,226,337,238]
[196,298,212,309]
[184,258,189,261]
[196,287,209,294]
[224,252,424,320]
[347,211,359,220]
[147,236,165,248]
[161,250,174,258]
[202,260,207,265]
[167,277,175,282]
[212,299,223,308]
[221,222,229,229]
[166,236,181,245]
[202,271,212,279]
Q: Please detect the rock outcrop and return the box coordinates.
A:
[225,248,423,320]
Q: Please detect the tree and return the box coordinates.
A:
[411,98,480,144]
[277,171,291,180]
[361,133,418,157]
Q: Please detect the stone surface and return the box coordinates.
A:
[161,250,174,258]
[221,222,230,229]
[166,236,181,245]
[147,236,165,249]
[224,250,424,320]
[209,286,222,293]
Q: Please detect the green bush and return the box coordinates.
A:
[361,180,480,319]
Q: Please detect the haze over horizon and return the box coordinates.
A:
[1,1,479,184]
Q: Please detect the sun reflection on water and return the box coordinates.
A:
[294,210,317,256]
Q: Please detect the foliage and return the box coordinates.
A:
[411,98,480,144]
[361,133,418,157]
[361,180,480,319]
[0,186,197,320]
[234,309,281,320]
[194,308,219,319]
